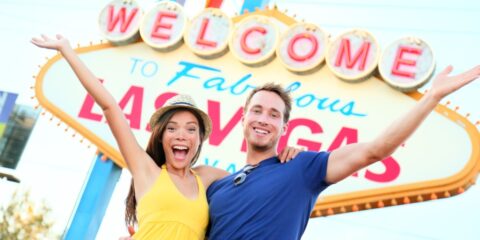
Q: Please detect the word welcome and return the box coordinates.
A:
[99,0,435,91]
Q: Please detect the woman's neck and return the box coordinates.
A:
[164,164,191,178]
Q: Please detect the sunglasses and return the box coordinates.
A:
[233,164,259,186]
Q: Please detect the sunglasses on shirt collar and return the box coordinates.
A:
[233,164,259,186]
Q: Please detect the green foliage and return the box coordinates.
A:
[0,190,58,240]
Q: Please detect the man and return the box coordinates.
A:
[206,65,480,239]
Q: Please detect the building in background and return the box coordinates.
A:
[0,102,39,169]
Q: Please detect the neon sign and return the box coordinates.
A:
[99,0,434,90]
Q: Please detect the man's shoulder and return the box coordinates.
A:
[206,170,234,196]
[294,150,330,161]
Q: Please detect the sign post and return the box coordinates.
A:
[64,155,122,239]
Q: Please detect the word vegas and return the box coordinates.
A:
[99,0,436,92]
[80,91,401,183]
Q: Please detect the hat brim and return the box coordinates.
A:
[149,105,212,142]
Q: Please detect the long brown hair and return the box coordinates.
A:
[125,107,206,227]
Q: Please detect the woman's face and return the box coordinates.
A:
[162,110,201,170]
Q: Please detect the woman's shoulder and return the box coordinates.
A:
[193,165,229,188]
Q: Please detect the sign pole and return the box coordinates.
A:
[64,154,122,239]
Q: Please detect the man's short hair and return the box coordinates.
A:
[244,83,292,123]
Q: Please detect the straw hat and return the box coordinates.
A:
[149,94,212,141]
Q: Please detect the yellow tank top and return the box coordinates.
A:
[133,165,209,240]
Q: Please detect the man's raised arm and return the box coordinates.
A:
[325,65,480,184]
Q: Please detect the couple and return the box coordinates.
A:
[31,34,480,239]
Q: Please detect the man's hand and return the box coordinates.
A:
[118,225,135,239]
[278,146,306,163]
[428,65,480,101]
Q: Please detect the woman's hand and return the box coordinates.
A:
[31,34,70,52]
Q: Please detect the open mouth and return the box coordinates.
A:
[253,127,270,136]
[172,145,189,160]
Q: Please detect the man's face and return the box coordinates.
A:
[242,90,288,151]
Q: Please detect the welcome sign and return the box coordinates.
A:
[34,0,480,216]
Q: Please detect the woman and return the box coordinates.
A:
[31,34,301,239]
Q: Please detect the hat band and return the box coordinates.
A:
[171,102,195,107]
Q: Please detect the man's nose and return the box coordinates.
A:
[256,113,269,125]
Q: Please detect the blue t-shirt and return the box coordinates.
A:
[207,151,331,240]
